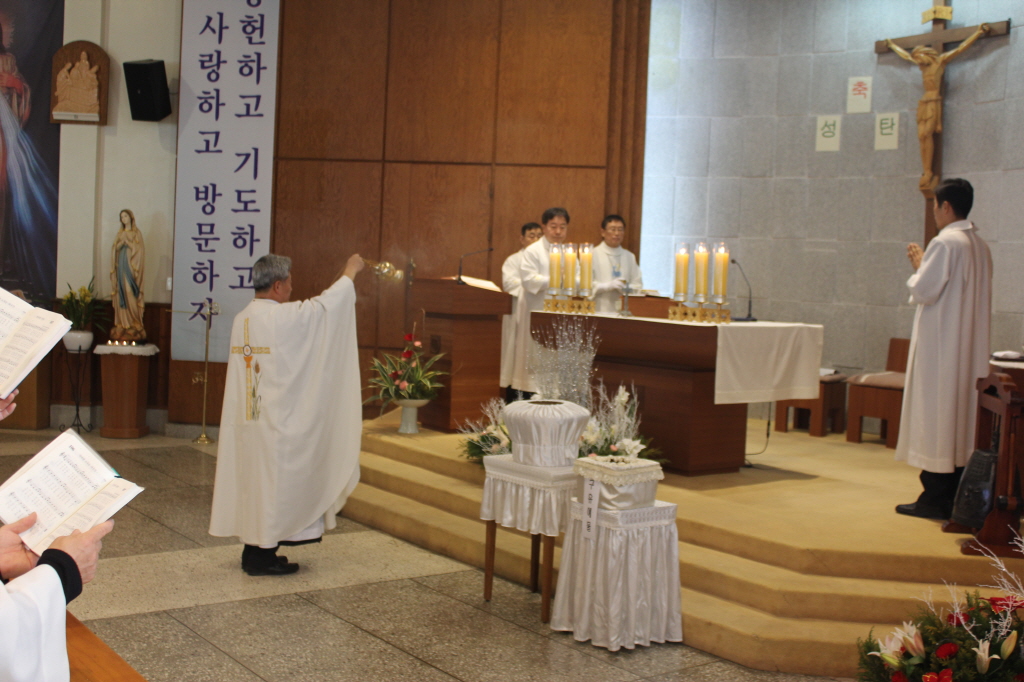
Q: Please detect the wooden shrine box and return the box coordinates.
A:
[408,278,512,431]
[532,312,747,475]
[0,355,52,430]
[99,350,153,438]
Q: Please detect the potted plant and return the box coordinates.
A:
[367,332,445,434]
[60,279,108,353]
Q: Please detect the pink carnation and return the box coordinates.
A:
[399,381,409,390]
[414,341,422,347]
[610,444,618,452]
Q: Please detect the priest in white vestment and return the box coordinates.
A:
[500,222,543,396]
[210,253,365,574]
[590,214,642,313]
[895,178,992,520]
[510,208,570,397]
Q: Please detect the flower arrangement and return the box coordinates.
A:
[458,398,510,461]
[366,332,445,411]
[60,279,108,331]
[578,383,661,461]
[858,588,1024,681]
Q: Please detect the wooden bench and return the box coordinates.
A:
[774,374,847,437]
[68,611,146,682]
[845,338,911,449]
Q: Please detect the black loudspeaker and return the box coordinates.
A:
[951,448,999,528]
[123,60,172,121]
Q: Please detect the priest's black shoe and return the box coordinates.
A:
[895,502,948,520]
[243,560,299,576]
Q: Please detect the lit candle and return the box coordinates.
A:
[713,243,729,299]
[674,244,689,299]
[563,244,577,294]
[548,245,562,291]
[579,244,593,291]
[694,242,709,298]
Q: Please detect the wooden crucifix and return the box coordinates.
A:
[875,2,1010,244]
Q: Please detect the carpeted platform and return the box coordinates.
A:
[344,411,1024,677]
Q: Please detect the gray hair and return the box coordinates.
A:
[252,254,292,292]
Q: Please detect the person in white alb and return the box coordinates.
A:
[510,208,570,398]
[590,214,642,313]
[894,178,992,520]
[0,390,114,682]
[500,222,543,399]
[210,252,365,574]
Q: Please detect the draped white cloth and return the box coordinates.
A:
[480,454,576,536]
[0,565,68,682]
[591,242,642,313]
[93,343,159,356]
[500,250,525,388]
[551,500,682,651]
[896,220,992,473]
[504,399,590,467]
[210,276,362,547]
[713,321,823,404]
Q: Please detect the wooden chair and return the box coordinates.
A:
[775,373,847,437]
[845,338,911,449]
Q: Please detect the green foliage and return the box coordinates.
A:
[60,279,108,332]
[366,334,446,410]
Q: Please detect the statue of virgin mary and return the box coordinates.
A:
[110,209,146,342]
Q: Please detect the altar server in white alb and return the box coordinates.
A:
[500,222,543,398]
[590,214,642,313]
[895,178,992,520]
[210,252,365,575]
[510,208,570,397]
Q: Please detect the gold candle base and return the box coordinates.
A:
[543,296,595,315]
[668,302,731,324]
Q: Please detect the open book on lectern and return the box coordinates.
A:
[0,430,143,554]
[0,286,72,399]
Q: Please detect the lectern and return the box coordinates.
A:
[408,278,512,431]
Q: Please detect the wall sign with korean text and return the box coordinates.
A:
[171,0,279,362]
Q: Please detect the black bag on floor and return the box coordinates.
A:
[951,448,999,529]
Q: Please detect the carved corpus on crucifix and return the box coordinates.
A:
[875,3,1009,242]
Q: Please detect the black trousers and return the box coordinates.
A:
[916,467,965,515]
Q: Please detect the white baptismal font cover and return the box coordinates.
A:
[574,456,664,511]
[504,399,590,467]
[480,454,576,536]
[551,500,683,650]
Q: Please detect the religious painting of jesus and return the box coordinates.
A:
[0,1,63,300]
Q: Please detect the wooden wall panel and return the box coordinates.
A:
[274,159,383,348]
[495,0,614,167]
[385,0,500,163]
[277,0,388,160]
[379,163,492,346]
[490,165,607,276]
[168,361,226,426]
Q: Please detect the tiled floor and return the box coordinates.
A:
[0,429,846,682]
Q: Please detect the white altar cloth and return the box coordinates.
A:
[714,321,822,404]
[480,454,576,537]
[551,499,682,650]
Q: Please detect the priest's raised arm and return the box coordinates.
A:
[210,252,365,575]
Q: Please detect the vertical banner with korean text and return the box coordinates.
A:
[171,0,279,362]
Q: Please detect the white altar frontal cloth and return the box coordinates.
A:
[480,454,576,536]
[551,499,683,651]
[714,321,822,404]
[504,399,590,467]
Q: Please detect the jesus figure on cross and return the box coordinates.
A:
[886,22,990,191]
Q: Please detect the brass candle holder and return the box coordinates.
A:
[362,259,404,282]
[668,300,731,324]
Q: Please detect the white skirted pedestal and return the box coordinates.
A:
[480,454,576,623]
[551,499,683,650]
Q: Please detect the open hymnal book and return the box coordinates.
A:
[0,287,72,399]
[0,430,143,554]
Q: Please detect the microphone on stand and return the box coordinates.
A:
[730,258,756,322]
[457,248,494,284]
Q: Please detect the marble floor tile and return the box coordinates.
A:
[71,530,467,620]
[641,661,836,682]
[115,445,218,486]
[0,454,29,482]
[327,515,372,534]
[413,569,551,635]
[305,579,641,682]
[99,451,191,490]
[126,485,235,548]
[171,593,460,682]
[100,505,202,558]
[548,631,718,677]
[85,611,264,682]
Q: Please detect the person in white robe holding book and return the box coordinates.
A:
[210,252,365,575]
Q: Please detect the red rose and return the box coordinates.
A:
[404,333,415,342]
[892,672,908,682]
[389,371,400,379]
[1014,674,1024,682]
[939,670,953,682]
[947,613,968,626]
[935,642,959,659]
[922,673,938,682]
[402,350,414,359]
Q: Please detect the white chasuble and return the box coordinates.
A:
[500,250,525,388]
[510,237,554,393]
[895,220,992,473]
[0,566,68,682]
[591,242,642,313]
[210,276,362,546]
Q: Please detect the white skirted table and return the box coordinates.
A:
[480,454,576,623]
[551,499,683,650]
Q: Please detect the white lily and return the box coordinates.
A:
[973,639,1001,673]
[895,621,925,658]
[867,632,902,667]
[618,438,646,459]
[1001,630,1018,660]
